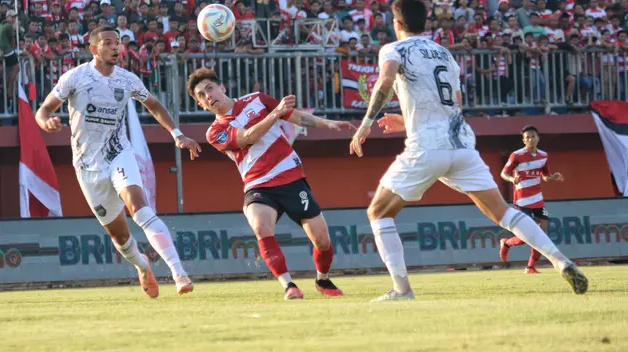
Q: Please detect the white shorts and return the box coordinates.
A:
[76,150,143,225]
[380,149,498,202]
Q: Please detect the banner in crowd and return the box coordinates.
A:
[341,60,400,110]
[591,101,628,196]
[17,84,63,218]
[1,198,627,284]
[127,100,157,211]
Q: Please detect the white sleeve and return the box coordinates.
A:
[51,70,75,102]
[378,43,401,70]
[452,60,461,93]
[129,73,150,102]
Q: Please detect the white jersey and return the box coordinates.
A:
[52,61,149,171]
[379,36,476,151]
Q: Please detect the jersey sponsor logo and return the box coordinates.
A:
[85,116,116,125]
[114,88,125,102]
[216,131,229,144]
[86,103,118,115]
[245,109,256,119]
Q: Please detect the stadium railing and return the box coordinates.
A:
[1,48,625,125]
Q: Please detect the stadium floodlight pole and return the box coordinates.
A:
[169,54,184,213]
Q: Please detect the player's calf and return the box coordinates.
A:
[132,206,193,292]
[302,215,344,297]
[366,187,412,297]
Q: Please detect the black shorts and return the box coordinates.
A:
[244,178,321,225]
[3,51,18,68]
[516,206,549,221]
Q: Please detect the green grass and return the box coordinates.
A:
[1,266,627,352]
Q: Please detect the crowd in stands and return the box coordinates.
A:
[1,0,628,116]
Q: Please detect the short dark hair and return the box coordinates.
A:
[90,25,118,45]
[521,125,539,135]
[188,68,222,100]
[392,0,427,33]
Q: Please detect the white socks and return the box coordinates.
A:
[278,273,293,289]
[113,236,148,271]
[133,207,187,279]
[499,208,568,270]
[370,218,411,294]
[316,271,329,280]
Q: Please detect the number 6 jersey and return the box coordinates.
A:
[379,37,476,151]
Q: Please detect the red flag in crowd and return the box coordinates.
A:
[18,84,63,217]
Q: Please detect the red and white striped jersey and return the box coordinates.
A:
[502,147,550,208]
[206,92,305,192]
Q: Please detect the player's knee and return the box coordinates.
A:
[311,235,330,251]
[250,222,275,239]
[367,202,386,221]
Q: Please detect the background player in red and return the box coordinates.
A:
[187,68,356,300]
[500,125,564,274]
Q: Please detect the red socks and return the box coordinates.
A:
[313,244,334,274]
[528,248,541,268]
[505,236,525,247]
[505,237,542,268]
[258,237,288,278]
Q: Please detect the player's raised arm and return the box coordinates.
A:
[234,95,296,147]
[139,92,202,160]
[286,109,356,131]
[350,50,400,157]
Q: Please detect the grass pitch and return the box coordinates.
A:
[1,266,627,352]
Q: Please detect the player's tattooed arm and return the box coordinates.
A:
[287,110,356,131]
[362,60,399,126]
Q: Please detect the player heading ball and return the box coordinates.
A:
[188,68,356,300]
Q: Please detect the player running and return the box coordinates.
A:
[349,0,588,300]
[499,125,564,274]
[187,68,355,300]
[35,26,202,298]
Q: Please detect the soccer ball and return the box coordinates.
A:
[197,4,237,43]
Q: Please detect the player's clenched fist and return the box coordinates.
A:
[276,95,296,115]
[175,136,202,160]
[42,116,63,133]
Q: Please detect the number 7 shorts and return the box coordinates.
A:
[380,149,498,202]
[76,150,144,225]
[243,178,321,225]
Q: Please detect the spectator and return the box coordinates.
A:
[68,22,85,46]
[494,0,516,28]
[536,0,554,20]
[117,14,134,41]
[504,15,524,40]
[455,0,476,24]
[98,0,118,26]
[318,1,338,20]
[516,0,536,29]
[370,13,394,42]
[349,0,374,31]
[524,13,548,37]
[340,16,359,42]
[585,0,607,19]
